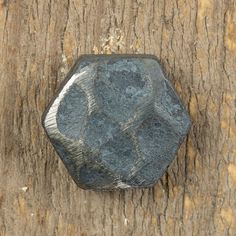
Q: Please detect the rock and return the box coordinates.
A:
[42,55,191,190]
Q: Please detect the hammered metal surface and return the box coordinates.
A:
[42,55,191,190]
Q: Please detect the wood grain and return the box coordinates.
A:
[0,0,236,235]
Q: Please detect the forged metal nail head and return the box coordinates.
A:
[42,55,191,190]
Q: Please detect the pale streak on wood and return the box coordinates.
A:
[0,0,236,235]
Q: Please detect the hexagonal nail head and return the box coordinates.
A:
[42,55,191,190]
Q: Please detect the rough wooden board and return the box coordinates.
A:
[0,0,236,235]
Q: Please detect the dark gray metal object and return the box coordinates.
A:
[42,55,191,190]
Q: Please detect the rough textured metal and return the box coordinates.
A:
[42,55,191,190]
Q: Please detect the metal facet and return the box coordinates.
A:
[42,55,191,190]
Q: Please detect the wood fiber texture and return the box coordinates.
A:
[0,0,236,235]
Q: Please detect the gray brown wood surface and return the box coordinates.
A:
[0,0,236,235]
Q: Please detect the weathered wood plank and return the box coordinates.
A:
[0,0,236,235]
